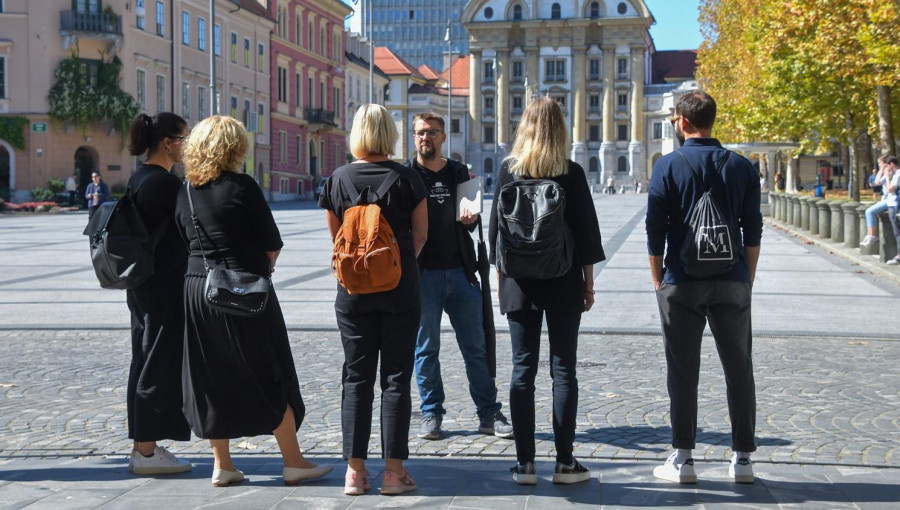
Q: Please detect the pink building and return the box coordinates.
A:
[269,0,350,201]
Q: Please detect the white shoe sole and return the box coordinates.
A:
[513,473,537,485]
[730,467,755,483]
[131,464,192,475]
[653,465,697,484]
[552,472,591,484]
[380,485,417,495]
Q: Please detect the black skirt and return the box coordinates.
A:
[182,274,305,439]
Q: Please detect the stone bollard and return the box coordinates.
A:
[778,193,788,222]
[817,200,832,239]
[829,200,845,243]
[842,201,860,248]
[792,195,803,228]
[808,198,822,235]
[877,210,898,262]
[858,203,878,255]
[799,196,811,230]
[786,194,795,225]
[772,192,783,221]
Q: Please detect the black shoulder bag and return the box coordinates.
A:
[185,183,271,317]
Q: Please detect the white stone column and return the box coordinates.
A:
[628,47,645,182]
[600,46,616,181]
[525,48,539,106]
[496,49,510,154]
[570,48,587,170]
[468,50,482,166]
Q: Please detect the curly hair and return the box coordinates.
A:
[183,116,250,186]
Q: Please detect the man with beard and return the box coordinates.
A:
[406,112,512,441]
[646,91,762,484]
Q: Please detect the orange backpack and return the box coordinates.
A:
[331,171,403,294]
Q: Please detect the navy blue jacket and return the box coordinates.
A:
[646,138,762,284]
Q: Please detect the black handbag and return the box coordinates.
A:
[185,183,271,317]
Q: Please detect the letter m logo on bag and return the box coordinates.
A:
[331,171,402,294]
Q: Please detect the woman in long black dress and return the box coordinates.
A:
[125,112,192,475]
[319,104,428,496]
[489,97,606,485]
[175,116,330,487]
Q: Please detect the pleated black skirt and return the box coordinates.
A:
[182,274,305,439]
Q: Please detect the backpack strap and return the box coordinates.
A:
[338,169,401,206]
[675,150,731,191]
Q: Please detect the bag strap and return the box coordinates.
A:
[338,169,401,206]
[676,150,731,192]
[184,183,211,273]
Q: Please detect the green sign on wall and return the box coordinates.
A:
[31,122,48,133]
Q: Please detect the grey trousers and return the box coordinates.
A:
[655,280,757,452]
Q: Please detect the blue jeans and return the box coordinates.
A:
[415,267,500,420]
[865,201,888,228]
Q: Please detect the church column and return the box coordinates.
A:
[570,48,587,170]
[468,50,482,166]
[628,46,645,181]
[496,49,510,153]
[525,48,539,106]
[600,45,616,181]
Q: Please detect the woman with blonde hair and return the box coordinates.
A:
[488,97,605,485]
[318,104,428,495]
[175,115,331,487]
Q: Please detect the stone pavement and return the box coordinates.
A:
[1,193,899,508]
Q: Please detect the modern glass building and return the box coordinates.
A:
[347,0,468,70]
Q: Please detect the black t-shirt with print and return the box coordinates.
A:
[412,159,463,270]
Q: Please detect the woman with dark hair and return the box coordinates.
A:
[489,97,605,485]
[123,112,192,475]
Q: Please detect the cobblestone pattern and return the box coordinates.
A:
[1,329,897,467]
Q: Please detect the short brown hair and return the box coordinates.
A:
[412,112,445,130]
[675,90,717,130]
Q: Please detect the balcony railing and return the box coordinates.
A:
[60,10,123,36]
[305,108,336,126]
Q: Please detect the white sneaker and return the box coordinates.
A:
[130,446,192,475]
[653,451,697,484]
[860,235,878,247]
[729,454,754,483]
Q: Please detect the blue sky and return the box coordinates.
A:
[644,0,704,50]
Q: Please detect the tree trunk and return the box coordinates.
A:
[840,143,850,190]
[786,155,798,194]
[855,130,874,203]
[877,85,896,157]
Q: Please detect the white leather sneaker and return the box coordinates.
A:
[729,454,754,483]
[653,451,697,483]
[130,446,191,475]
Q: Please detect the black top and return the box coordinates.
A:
[319,160,427,314]
[412,159,464,270]
[174,172,284,277]
[489,159,606,313]
[128,164,187,277]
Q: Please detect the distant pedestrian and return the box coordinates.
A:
[65,173,78,206]
[175,116,331,487]
[319,104,427,496]
[606,175,615,194]
[861,154,893,248]
[489,97,605,485]
[84,172,110,219]
[774,170,785,192]
[646,90,762,484]
[881,156,899,265]
[870,166,883,201]
[123,112,192,475]
[406,112,512,442]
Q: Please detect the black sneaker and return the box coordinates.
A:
[416,414,442,440]
[478,410,514,439]
[552,459,591,484]
[510,462,537,485]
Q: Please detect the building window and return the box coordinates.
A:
[653,121,663,139]
[77,59,101,87]
[512,4,523,20]
[617,155,628,173]
[617,123,628,141]
[308,77,314,107]
[589,157,599,173]
[257,103,264,133]
[551,3,561,19]
[618,2,628,15]
[319,82,325,110]
[483,61,494,84]
[243,99,250,125]
[617,57,628,78]
[545,59,566,82]
[451,118,460,133]
[308,20,314,49]
[0,57,5,99]
[484,96,494,115]
[182,11,190,45]
[258,43,265,72]
[589,59,600,81]
[484,158,494,174]
[296,135,302,164]
[295,72,301,107]
[590,2,601,19]
[278,66,288,103]
[589,93,600,113]
[280,177,289,193]
[277,6,287,38]
[319,28,326,56]
[156,75,165,111]
[213,25,221,56]
[333,86,341,117]
[512,61,523,83]
[552,95,567,109]
[484,7,493,19]
[231,33,237,62]
[279,132,287,162]
[135,69,146,108]
[231,96,237,118]
[198,18,206,52]
[483,124,494,144]
[155,1,165,36]
[244,38,250,67]
[589,123,600,142]
[512,95,523,113]
[136,0,145,29]
[182,81,190,118]
[198,86,207,119]
[617,91,628,111]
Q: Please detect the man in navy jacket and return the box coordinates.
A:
[646,90,762,485]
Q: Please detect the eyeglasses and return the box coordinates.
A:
[413,129,443,139]
[668,115,682,126]
[171,135,188,143]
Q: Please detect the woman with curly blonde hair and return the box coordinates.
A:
[175,116,331,487]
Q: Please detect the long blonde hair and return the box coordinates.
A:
[505,97,568,178]
[183,116,250,186]
[349,104,397,159]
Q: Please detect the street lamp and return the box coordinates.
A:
[444,19,452,157]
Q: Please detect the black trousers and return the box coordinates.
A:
[507,307,582,465]
[336,307,419,460]
[125,271,191,442]
[655,280,756,452]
